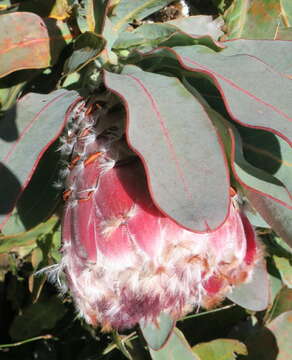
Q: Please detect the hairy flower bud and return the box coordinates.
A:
[51,99,262,330]
[59,128,261,331]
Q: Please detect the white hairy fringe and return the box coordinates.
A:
[60,207,260,329]
[180,0,189,16]
[35,263,67,295]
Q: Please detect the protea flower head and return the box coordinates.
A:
[58,99,261,331]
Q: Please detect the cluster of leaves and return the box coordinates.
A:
[0,0,292,359]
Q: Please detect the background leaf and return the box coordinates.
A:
[223,0,292,39]
[276,27,292,40]
[192,338,247,360]
[0,12,72,78]
[0,89,78,231]
[0,216,58,254]
[239,126,292,196]
[48,0,72,21]
[228,260,270,311]
[63,31,106,75]
[149,328,199,360]
[229,125,292,209]
[273,257,292,288]
[1,141,62,234]
[110,0,174,32]
[221,39,292,76]
[267,287,292,322]
[244,311,292,359]
[140,312,174,350]
[75,0,110,33]
[183,79,292,211]
[170,46,292,146]
[93,0,111,34]
[245,190,292,248]
[0,70,38,113]
[167,15,223,40]
[113,17,223,52]
[9,297,66,340]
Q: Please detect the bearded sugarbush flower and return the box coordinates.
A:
[58,99,261,331]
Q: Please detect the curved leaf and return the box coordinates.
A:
[113,21,222,52]
[228,260,270,311]
[239,127,292,196]
[245,311,292,360]
[64,31,106,74]
[2,141,62,235]
[192,339,247,360]
[110,0,174,32]
[94,0,111,34]
[276,27,292,40]
[222,39,292,76]
[48,0,72,21]
[169,46,292,146]
[149,328,199,360]
[167,15,223,41]
[104,65,229,232]
[268,287,292,321]
[0,216,58,254]
[229,126,292,209]
[10,297,66,341]
[245,190,292,248]
[274,257,292,288]
[140,313,174,350]
[0,12,72,78]
[182,78,292,211]
[223,0,292,40]
[0,89,79,230]
[76,0,110,34]
[0,81,26,113]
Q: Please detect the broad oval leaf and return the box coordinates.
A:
[192,338,247,360]
[64,31,106,75]
[167,15,223,41]
[0,216,58,254]
[273,257,292,288]
[276,27,292,40]
[229,126,292,209]
[2,141,62,235]
[10,297,66,341]
[0,12,72,78]
[104,66,229,232]
[238,127,292,198]
[149,328,199,360]
[223,0,292,40]
[245,311,292,360]
[245,190,292,248]
[110,0,174,32]
[140,313,175,350]
[221,39,292,76]
[169,46,292,146]
[182,78,292,213]
[228,260,270,311]
[0,89,79,230]
[94,0,111,34]
[48,0,72,21]
[113,21,222,52]
[76,0,110,34]
[268,287,292,321]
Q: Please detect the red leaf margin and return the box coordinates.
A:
[0,92,81,231]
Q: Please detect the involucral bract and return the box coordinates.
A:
[59,100,261,331]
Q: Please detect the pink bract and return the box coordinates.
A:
[60,134,261,331]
